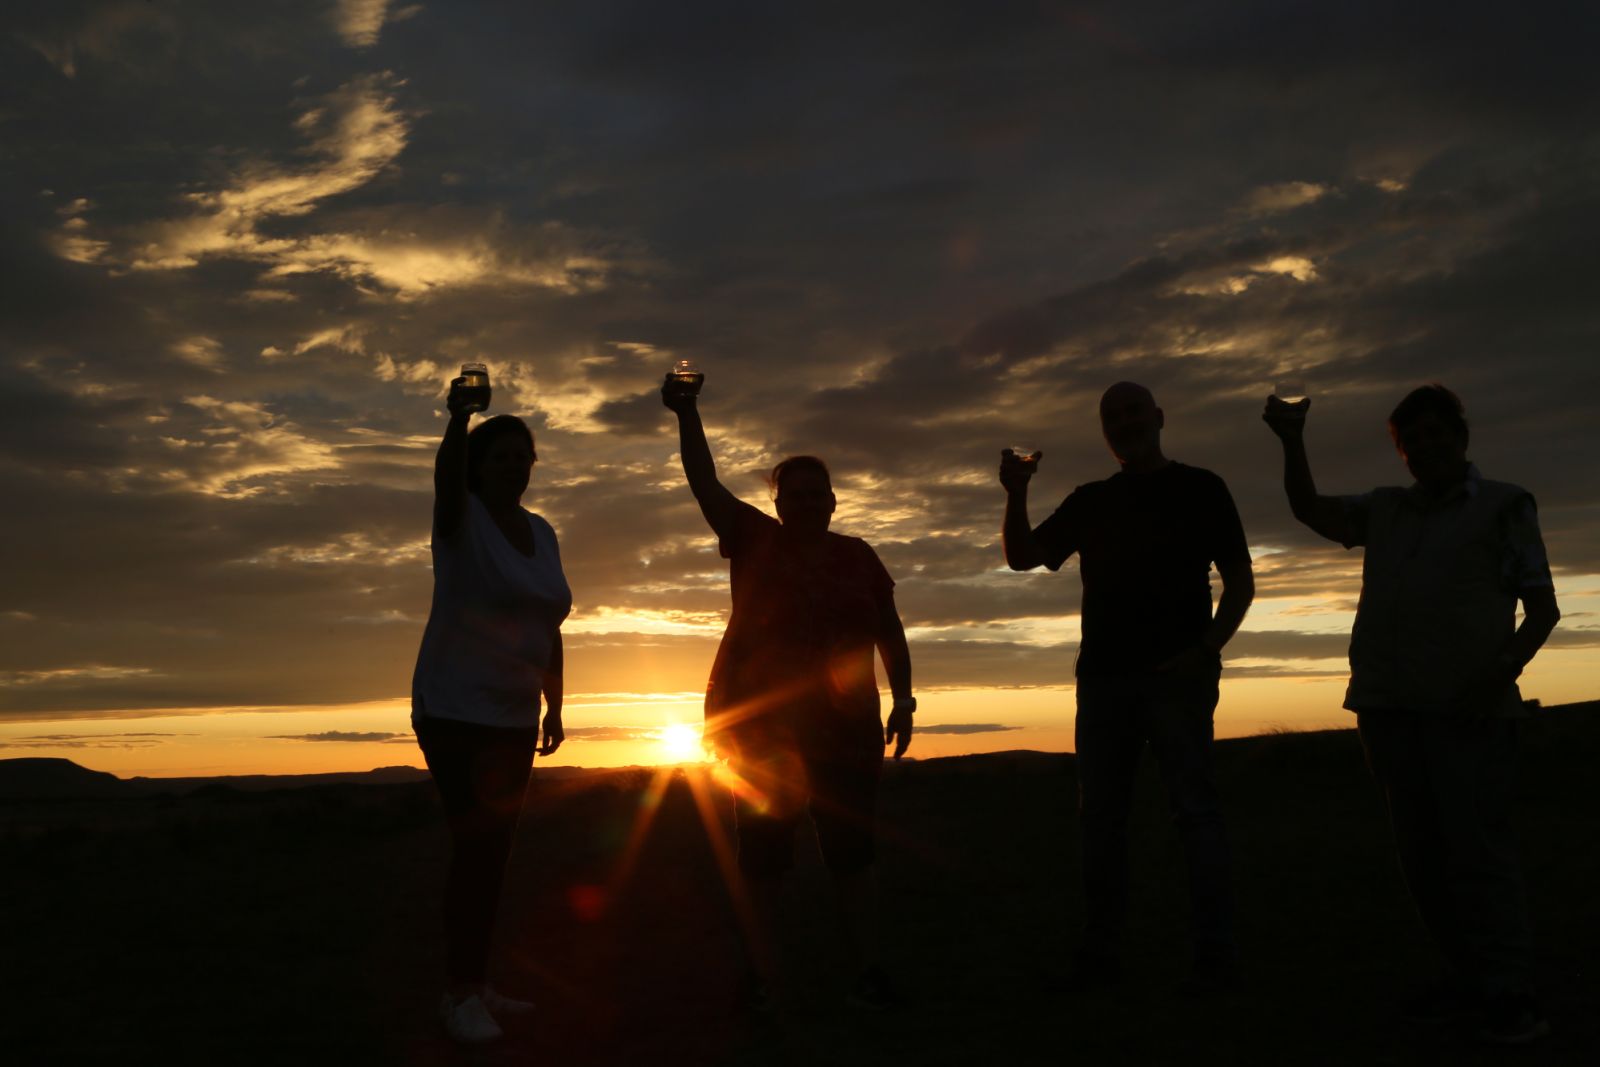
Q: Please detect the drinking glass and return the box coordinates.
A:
[667,359,704,396]
[458,362,491,413]
[1271,380,1309,418]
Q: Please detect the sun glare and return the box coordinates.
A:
[656,722,705,763]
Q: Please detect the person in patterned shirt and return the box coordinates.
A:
[1264,383,1561,1046]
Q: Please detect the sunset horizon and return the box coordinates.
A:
[4,1,1597,779]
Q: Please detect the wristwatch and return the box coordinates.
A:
[892,696,917,715]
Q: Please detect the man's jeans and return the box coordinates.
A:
[1357,710,1533,998]
[1075,670,1233,964]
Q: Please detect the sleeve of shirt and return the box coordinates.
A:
[718,498,778,559]
[1032,490,1084,572]
[1499,495,1554,593]
[1205,474,1252,569]
[858,539,896,604]
[532,513,562,564]
[1338,492,1373,549]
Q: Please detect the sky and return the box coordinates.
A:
[2,0,1598,776]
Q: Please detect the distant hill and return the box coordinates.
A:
[121,764,434,796]
[3,699,1594,801]
[0,758,634,801]
[0,758,130,801]
[118,762,622,796]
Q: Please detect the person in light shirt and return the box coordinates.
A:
[1263,383,1560,1046]
[411,376,571,1045]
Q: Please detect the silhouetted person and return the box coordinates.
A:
[1001,381,1255,992]
[411,377,571,1045]
[662,371,915,1012]
[1264,384,1560,1044]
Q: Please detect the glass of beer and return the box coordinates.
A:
[1271,380,1309,419]
[1008,444,1042,465]
[667,358,704,396]
[457,363,491,413]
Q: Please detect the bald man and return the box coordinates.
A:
[1000,382,1255,993]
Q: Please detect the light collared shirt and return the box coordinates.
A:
[1339,465,1551,716]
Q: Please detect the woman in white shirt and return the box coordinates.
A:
[411,378,571,1044]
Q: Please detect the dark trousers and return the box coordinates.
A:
[415,716,538,986]
[1075,671,1233,963]
[1357,710,1532,998]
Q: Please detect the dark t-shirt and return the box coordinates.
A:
[1033,462,1249,678]
[706,500,895,754]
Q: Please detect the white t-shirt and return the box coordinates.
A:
[411,495,572,729]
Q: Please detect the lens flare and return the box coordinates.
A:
[657,722,704,763]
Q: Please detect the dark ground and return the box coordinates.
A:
[4,706,1597,1066]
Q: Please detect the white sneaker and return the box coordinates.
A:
[439,992,503,1044]
[481,985,535,1017]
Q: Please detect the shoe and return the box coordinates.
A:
[847,965,905,1011]
[1474,993,1551,1046]
[481,984,534,1017]
[439,992,503,1045]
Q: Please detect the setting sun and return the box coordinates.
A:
[656,723,705,764]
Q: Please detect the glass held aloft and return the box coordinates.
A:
[666,359,704,396]
[1270,380,1308,418]
[457,362,491,413]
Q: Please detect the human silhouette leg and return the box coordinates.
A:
[1074,679,1146,970]
[806,745,900,1005]
[826,868,875,966]
[1423,717,1533,1001]
[1359,712,1465,985]
[1144,674,1233,971]
[417,719,537,994]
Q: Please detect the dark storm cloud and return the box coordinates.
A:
[2,1,1597,718]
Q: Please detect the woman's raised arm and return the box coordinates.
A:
[433,380,473,540]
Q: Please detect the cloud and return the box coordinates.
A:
[269,730,409,742]
[172,336,226,371]
[55,69,636,299]
[333,0,394,48]
[563,726,660,742]
[14,2,177,79]
[1241,182,1332,216]
[122,74,410,272]
[0,666,159,688]
[914,723,1020,735]
[1,0,1597,729]
[159,397,341,499]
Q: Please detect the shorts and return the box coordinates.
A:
[734,745,883,878]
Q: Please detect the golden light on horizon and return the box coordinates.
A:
[655,722,706,763]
